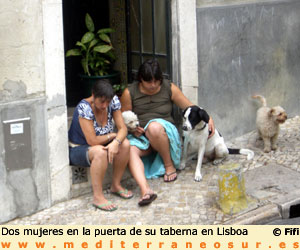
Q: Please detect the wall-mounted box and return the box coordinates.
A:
[3,117,33,171]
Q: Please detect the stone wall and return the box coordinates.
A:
[0,1,44,97]
[196,0,300,139]
[0,0,70,223]
[0,99,50,223]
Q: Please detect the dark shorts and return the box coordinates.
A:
[69,145,91,167]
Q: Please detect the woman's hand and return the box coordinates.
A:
[208,117,215,138]
[107,133,117,142]
[104,140,120,164]
[132,126,145,137]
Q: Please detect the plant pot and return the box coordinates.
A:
[79,71,121,98]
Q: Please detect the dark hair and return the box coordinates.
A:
[92,79,114,100]
[137,59,163,83]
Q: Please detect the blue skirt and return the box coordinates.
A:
[127,119,181,179]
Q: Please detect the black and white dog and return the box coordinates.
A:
[180,106,254,181]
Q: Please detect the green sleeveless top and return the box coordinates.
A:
[128,80,175,127]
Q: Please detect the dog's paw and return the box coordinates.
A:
[213,159,223,165]
[194,174,203,182]
[179,163,186,170]
[271,145,278,150]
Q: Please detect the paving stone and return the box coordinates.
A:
[5,116,300,225]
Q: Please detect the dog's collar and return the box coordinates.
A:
[198,123,213,138]
[199,123,206,131]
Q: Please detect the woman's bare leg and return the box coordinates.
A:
[89,145,116,210]
[110,139,133,198]
[145,122,177,181]
[128,145,155,200]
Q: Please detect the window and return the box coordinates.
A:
[126,0,171,82]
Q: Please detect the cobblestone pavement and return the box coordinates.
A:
[7,116,300,225]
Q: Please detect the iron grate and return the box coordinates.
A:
[72,166,88,184]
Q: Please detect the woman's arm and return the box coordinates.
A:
[104,109,128,163]
[79,118,116,146]
[120,87,145,137]
[120,88,132,111]
[112,109,128,143]
[170,83,193,110]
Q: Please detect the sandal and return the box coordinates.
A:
[111,189,134,199]
[92,201,118,212]
[164,171,177,182]
[138,193,157,206]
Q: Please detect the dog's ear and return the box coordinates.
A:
[268,108,275,117]
[198,108,210,123]
[182,106,194,116]
[182,107,189,116]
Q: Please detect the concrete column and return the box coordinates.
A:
[42,0,71,203]
[176,0,199,105]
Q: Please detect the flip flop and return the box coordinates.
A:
[111,189,134,199]
[164,171,177,182]
[138,193,157,206]
[92,201,118,212]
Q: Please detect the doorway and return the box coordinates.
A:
[63,0,110,107]
[63,0,172,106]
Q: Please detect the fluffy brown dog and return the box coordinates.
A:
[252,95,287,153]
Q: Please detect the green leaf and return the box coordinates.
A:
[85,13,95,32]
[88,38,99,49]
[66,49,82,57]
[96,58,104,66]
[113,85,121,91]
[99,33,111,44]
[106,50,116,61]
[81,58,89,75]
[75,41,87,50]
[97,28,115,34]
[94,45,112,53]
[81,32,95,44]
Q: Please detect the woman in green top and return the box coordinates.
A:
[121,60,215,206]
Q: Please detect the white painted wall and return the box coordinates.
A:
[42,0,70,203]
[176,0,199,105]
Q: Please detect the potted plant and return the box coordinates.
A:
[66,13,124,97]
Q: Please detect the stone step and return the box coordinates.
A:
[69,164,132,198]
[67,107,132,198]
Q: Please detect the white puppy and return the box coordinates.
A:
[180,106,254,181]
[122,110,140,132]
